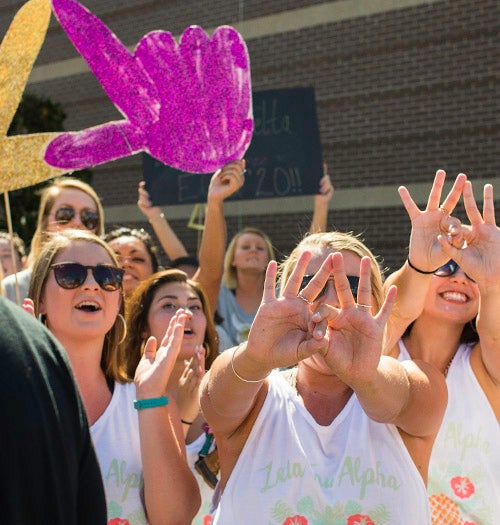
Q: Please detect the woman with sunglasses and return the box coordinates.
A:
[2,177,104,305]
[124,269,219,524]
[200,231,447,524]
[28,229,200,524]
[383,170,500,523]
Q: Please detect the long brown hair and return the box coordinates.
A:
[28,230,128,383]
[123,269,218,380]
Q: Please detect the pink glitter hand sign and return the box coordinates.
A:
[45,0,253,173]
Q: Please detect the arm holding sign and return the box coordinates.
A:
[137,181,189,262]
[310,163,334,234]
[194,160,246,312]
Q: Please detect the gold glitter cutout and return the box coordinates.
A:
[0,0,66,192]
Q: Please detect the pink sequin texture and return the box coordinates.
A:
[45,0,253,173]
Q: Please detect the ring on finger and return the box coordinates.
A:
[439,206,450,215]
[297,291,314,305]
[356,303,371,309]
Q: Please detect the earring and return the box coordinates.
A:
[116,313,128,345]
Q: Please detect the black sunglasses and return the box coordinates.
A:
[53,207,99,231]
[50,263,124,291]
[434,260,475,282]
[300,274,360,301]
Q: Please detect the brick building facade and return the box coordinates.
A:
[2,0,498,272]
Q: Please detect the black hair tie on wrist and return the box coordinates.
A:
[407,258,439,275]
[181,419,193,425]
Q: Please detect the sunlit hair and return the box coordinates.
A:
[278,231,385,311]
[104,226,160,273]
[222,227,275,290]
[123,269,218,380]
[28,229,128,383]
[28,178,105,266]
[0,231,26,262]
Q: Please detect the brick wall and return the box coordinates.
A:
[3,0,498,273]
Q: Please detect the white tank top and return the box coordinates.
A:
[398,340,500,523]
[212,370,431,524]
[90,382,147,524]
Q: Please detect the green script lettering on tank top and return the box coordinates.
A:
[260,460,307,492]
[105,459,141,501]
[443,421,490,460]
[337,456,401,500]
[259,456,400,499]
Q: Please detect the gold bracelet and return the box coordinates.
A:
[148,213,165,223]
[231,345,270,383]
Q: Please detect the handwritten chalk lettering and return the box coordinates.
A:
[443,422,490,460]
[254,166,304,198]
[105,459,141,502]
[144,88,323,205]
[254,98,291,136]
[254,167,274,198]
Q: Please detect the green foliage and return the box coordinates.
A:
[8,93,66,134]
[0,93,92,250]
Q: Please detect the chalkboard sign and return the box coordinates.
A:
[143,87,323,205]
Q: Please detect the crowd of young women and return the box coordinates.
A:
[2,167,497,524]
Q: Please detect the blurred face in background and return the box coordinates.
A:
[108,236,154,296]
[46,188,99,234]
[0,238,24,277]
[231,232,270,273]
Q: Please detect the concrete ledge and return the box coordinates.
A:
[104,176,499,222]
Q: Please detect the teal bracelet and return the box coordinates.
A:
[133,396,169,410]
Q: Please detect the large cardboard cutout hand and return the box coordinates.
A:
[0,0,66,192]
[45,0,253,174]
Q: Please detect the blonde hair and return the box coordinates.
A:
[28,178,104,266]
[279,231,385,311]
[222,227,275,290]
[28,229,128,383]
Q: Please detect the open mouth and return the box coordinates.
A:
[76,300,101,312]
[440,291,468,303]
[184,328,194,335]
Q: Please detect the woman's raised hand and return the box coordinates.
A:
[134,310,187,399]
[439,181,500,286]
[245,252,334,370]
[310,253,397,386]
[399,169,467,271]
[177,344,205,425]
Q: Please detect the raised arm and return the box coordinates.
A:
[200,252,332,438]
[134,311,200,524]
[194,160,245,311]
[309,163,333,234]
[383,170,467,351]
[307,252,447,440]
[440,181,500,382]
[137,181,189,261]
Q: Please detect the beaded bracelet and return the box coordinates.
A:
[133,396,169,410]
[407,258,438,275]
